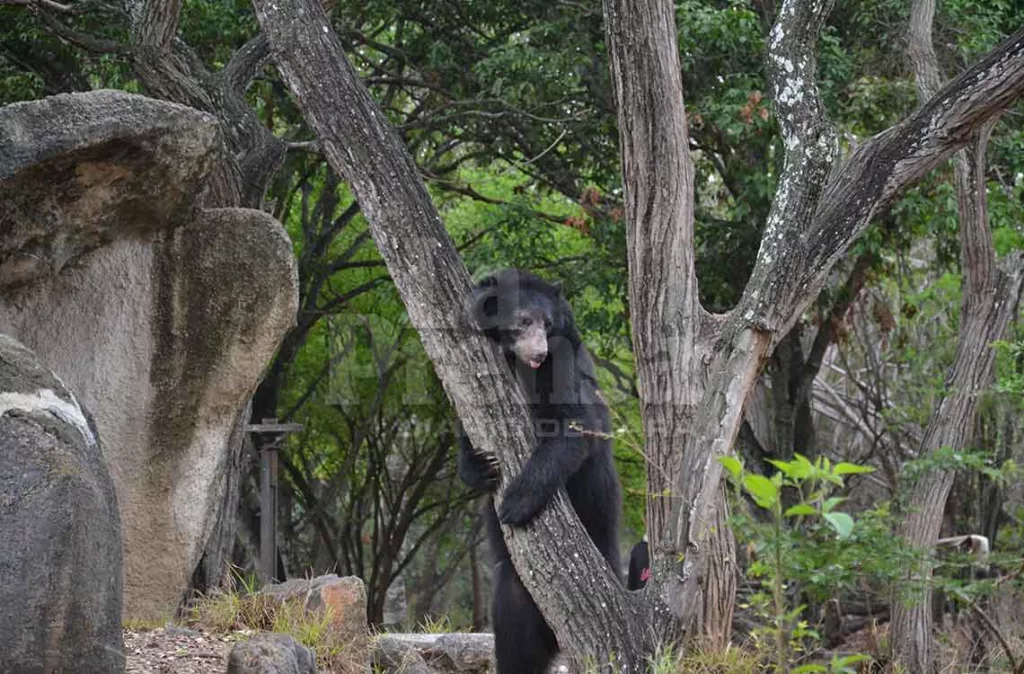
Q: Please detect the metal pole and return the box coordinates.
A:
[247,418,301,585]
[259,442,278,583]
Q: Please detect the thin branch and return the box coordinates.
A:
[508,128,568,169]
[423,172,566,224]
[34,7,129,53]
[952,588,1021,674]
[1,0,75,12]
[315,276,388,315]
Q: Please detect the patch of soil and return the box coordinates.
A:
[124,625,251,674]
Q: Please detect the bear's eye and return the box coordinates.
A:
[518,316,533,329]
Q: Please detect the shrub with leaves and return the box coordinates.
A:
[721,454,879,673]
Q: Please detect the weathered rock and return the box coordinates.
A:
[372,633,495,673]
[0,334,123,673]
[0,91,219,290]
[0,90,299,620]
[262,575,367,652]
[373,637,433,674]
[227,633,317,674]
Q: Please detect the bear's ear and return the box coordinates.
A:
[471,285,500,327]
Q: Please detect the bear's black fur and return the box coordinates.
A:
[457,268,622,674]
[627,539,650,590]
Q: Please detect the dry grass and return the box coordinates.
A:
[188,586,367,674]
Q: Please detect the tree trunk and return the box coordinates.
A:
[890,3,1024,671]
[605,0,1024,651]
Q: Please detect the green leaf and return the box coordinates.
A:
[831,653,872,673]
[784,504,816,517]
[793,665,827,673]
[767,458,794,477]
[832,653,871,667]
[789,454,814,479]
[742,474,778,508]
[822,496,846,513]
[824,512,855,539]
[719,456,743,480]
[834,462,875,476]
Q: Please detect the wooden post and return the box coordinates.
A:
[245,418,303,584]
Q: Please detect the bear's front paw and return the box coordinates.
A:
[476,453,500,488]
[459,448,500,491]
[497,478,546,526]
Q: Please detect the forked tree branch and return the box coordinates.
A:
[120,0,286,207]
[766,24,1024,336]
[664,0,837,634]
[607,0,1024,640]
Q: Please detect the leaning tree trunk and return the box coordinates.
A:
[252,0,652,668]
[890,2,1024,670]
[255,0,1024,666]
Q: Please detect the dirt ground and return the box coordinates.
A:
[123,625,249,674]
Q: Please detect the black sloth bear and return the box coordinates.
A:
[458,269,622,674]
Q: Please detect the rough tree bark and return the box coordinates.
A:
[254,0,1024,667]
[890,1,1024,671]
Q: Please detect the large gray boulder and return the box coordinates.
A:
[0,91,299,620]
[0,335,124,673]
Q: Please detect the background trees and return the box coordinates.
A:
[4,0,1024,670]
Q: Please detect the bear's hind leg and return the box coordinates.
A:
[492,560,558,674]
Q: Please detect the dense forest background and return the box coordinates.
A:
[4,0,1024,667]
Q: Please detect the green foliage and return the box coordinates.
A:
[993,338,1024,395]
[722,455,880,672]
[180,0,260,68]
[902,445,1020,489]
